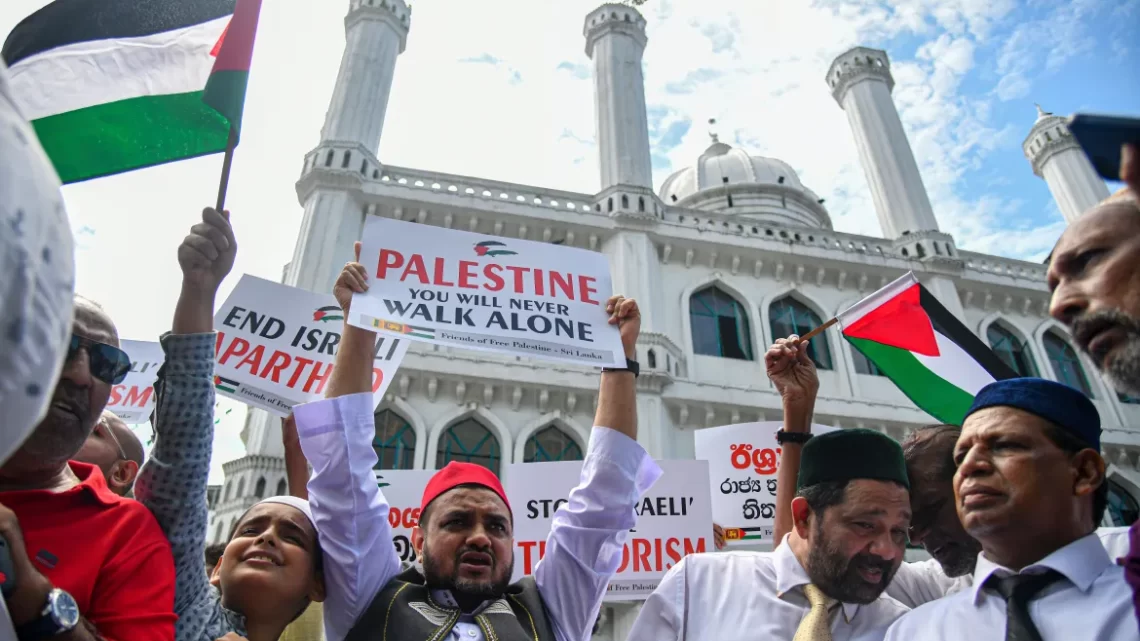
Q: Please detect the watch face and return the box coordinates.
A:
[50,590,81,629]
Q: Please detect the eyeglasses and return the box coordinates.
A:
[67,335,131,385]
[95,417,129,460]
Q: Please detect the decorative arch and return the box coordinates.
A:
[979,316,1039,378]
[762,288,835,370]
[253,477,266,499]
[236,477,246,499]
[373,408,417,470]
[275,479,287,496]
[223,480,232,502]
[427,406,513,474]
[679,276,760,362]
[377,397,429,468]
[513,413,590,463]
[1033,321,1095,397]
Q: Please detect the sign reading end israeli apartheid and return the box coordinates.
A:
[213,275,409,416]
[694,422,837,546]
[349,217,625,368]
[505,459,712,601]
[374,469,435,564]
[106,339,164,424]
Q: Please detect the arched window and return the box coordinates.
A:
[986,324,1038,377]
[437,418,500,473]
[524,425,584,463]
[769,298,832,370]
[647,349,657,369]
[236,477,246,498]
[223,480,232,502]
[1043,332,1093,397]
[689,286,753,360]
[214,521,223,543]
[375,409,417,470]
[1107,479,1139,526]
[275,479,287,496]
[851,347,884,376]
[254,477,266,499]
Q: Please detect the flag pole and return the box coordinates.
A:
[799,317,838,343]
[215,127,238,211]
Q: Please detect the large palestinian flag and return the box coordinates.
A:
[2,0,263,184]
[839,272,1017,425]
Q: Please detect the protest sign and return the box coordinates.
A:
[213,275,409,416]
[106,339,164,423]
[374,468,435,563]
[505,459,712,601]
[348,217,625,368]
[694,422,837,545]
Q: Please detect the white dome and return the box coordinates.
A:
[659,141,831,229]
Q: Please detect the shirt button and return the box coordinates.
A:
[467,630,477,637]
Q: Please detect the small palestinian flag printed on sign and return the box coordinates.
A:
[838,272,1017,425]
[214,375,240,394]
[313,306,343,323]
[473,240,517,258]
[374,471,390,489]
[372,318,434,340]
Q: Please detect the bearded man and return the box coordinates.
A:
[628,427,911,641]
[292,245,659,641]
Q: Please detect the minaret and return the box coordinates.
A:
[827,47,939,239]
[288,0,411,298]
[584,4,653,191]
[1023,105,1109,223]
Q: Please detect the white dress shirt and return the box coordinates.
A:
[885,526,1132,609]
[883,533,1139,641]
[293,391,661,641]
[627,535,910,641]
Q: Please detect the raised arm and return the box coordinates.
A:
[766,335,817,543]
[293,242,401,641]
[535,296,663,641]
[281,415,309,500]
[134,207,237,641]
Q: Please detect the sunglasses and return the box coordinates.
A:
[95,417,128,460]
[67,335,131,385]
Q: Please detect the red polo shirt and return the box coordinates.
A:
[2,462,175,641]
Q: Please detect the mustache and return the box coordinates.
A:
[1071,308,1140,353]
[849,553,893,581]
[456,545,495,564]
[51,379,91,419]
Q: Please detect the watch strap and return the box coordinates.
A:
[776,429,813,445]
[602,358,639,378]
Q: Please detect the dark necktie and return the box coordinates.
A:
[985,569,1064,641]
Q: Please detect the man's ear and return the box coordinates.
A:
[308,573,327,603]
[791,497,814,540]
[110,460,139,493]
[1073,449,1106,501]
[209,555,224,587]
[412,525,425,562]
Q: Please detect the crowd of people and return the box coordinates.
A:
[2,49,1140,641]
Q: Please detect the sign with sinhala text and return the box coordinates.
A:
[505,459,712,601]
[349,217,625,368]
[106,339,164,424]
[375,469,435,564]
[694,422,837,545]
[213,275,409,416]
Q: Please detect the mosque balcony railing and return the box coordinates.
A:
[367,165,599,217]
[957,250,1048,286]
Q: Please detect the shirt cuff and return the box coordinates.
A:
[157,331,216,377]
[587,426,663,494]
[293,392,376,441]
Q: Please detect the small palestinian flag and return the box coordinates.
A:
[2,0,263,184]
[314,306,343,323]
[214,375,240,394]
[839,272,1017,425]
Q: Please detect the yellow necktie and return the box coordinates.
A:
[792,584,834,641]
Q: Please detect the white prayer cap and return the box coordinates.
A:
[253,496,317,530]
[0,61,75,466]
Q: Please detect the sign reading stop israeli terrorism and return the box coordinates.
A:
[213,275,409,416]
[106,339,164,423]
[349,217,625,368]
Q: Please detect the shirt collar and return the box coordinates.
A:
[970,532,1110,605]
[773,534,861,623]
[430,589,492,616]
[68,461,120,507]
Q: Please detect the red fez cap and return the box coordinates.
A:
[420,462,511,515]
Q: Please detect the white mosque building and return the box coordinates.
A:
[208,1,1136,636]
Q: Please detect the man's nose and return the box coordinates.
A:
[868,531,901,561]
[1049,284,1088,326]
[466,526,492,549]
[61,346,94,387]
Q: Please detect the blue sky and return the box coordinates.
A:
[0,0,1134,476]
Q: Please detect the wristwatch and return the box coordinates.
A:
[602,358,640,378]
[16,588,80,641]
[776,430,813,445]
